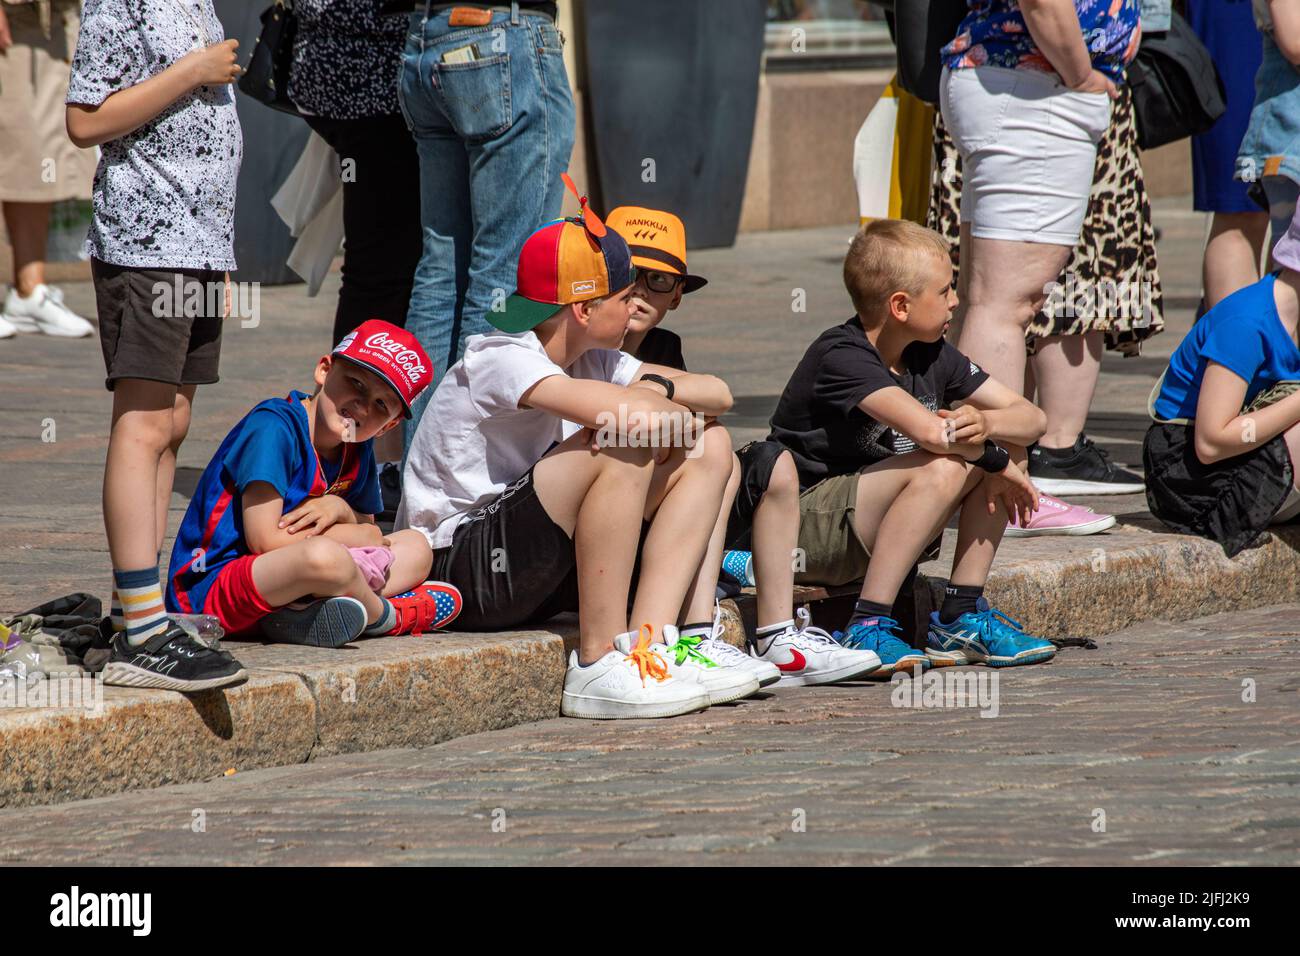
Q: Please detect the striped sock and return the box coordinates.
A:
[114,567,169,647]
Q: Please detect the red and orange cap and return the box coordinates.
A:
[490,176,636,333]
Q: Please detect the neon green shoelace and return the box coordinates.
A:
[667,634,717,668]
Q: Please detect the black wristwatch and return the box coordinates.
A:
[639,373,675,401]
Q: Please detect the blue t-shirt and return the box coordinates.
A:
[1153,273,1300,421]
[166,390,383,615]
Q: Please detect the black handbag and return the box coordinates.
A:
[1126,10,1226,150]
[890,0,969,106]
[238,0,301,116]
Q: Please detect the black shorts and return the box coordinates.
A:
[724,440,788,548]
[91,258,224,392]
[429,468,580,631]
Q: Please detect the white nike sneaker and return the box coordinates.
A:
[3,284,94,337]
[616,626,759,705]
[687,607,780,688]
[752,607,882,686]
[561,633,710,720]
[0,314,15,339]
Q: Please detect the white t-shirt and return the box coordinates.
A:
[67,0,242,270]
[398,331,643,549]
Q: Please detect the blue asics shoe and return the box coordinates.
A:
[837,616,928,678]
[926,597,1057,668]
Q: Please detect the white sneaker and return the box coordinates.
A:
[616,625,759,705]
[3,284,94,337]
[561,634,710,720]
[752,607,882,686]
[0,314,15,339]
[687,606,780,688]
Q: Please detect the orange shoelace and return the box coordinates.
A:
[627,624,670,686]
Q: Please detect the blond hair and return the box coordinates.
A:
[843,219,950,319]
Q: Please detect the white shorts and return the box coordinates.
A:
[940,65,1111,247]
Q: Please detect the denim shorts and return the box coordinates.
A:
[940,65,1111,247]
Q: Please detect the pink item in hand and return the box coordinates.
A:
[349,546,394,590]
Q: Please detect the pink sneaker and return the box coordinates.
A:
[1005,493,1116,537]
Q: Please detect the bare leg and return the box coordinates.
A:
[631,422,732,636]
[533,430,656,664]
[681,450,741,624]
[851,451,973,605]
[1029,331,1104,449]
[382,528,434,596]
[251,537,385,623]
[948,468,1007,589]
[104,380,178,571]
[2,201,52,297]
[155,385,196,556]
[752,451,800,627]
[1203,210,1269,309]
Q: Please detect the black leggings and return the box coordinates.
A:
[303,112,422,344]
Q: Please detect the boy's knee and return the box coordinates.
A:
[726,453,742,494]
[114,412,173,455]
[300,537,354,586]
[767,451,799,499]
[694,423,733,474]
[922,452,971,491]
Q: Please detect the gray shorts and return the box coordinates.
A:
[91,257,224,391]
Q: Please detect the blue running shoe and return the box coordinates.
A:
[926,597,1057,667]
[837,616,928,678]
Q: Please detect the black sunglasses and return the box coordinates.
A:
[637,269,684,294]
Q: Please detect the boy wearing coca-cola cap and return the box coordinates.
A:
[161,320,462,651]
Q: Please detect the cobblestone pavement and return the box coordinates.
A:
[3,604,1296,866]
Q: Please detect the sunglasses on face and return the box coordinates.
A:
[638,270,683,294]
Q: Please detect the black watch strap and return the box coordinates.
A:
[639,373,675,401]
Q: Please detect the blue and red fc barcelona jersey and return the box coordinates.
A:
[166,389,383,616]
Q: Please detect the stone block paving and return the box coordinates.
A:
[2,604,1296,865]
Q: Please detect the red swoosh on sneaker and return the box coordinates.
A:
[776,648,806,672]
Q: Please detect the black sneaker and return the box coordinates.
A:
[1028,434,1145,496]
[259,596,368,648]
[102,624,248,692]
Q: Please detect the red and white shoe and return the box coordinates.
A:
[751,608,881,686]
[386,581,462,635]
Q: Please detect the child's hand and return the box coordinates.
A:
[181,38,241,88]
[937,406,990,445]
[279,494,354,536]
[982,464,1039,526]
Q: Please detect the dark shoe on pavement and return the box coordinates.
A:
[1028,434,1145,496]
[102,623,248,692]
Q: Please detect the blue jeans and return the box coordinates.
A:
[398,2,575,439]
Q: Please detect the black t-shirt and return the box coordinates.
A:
[631,327,687,372]
[768,317,990,488]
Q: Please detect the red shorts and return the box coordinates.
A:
[203,554,275,636]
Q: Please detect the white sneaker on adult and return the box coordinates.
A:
[616,625,759,705]
[687,607,780,688]
[561,632,710,720]
[0,314,15,339]
[752,607,882,686]
[2,284,94,337]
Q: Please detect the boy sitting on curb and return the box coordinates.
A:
[608,206,882,687]
[398,193,759,719]
[767,219,1059,675]
[163,321,461,655]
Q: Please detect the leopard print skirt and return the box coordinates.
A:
[927,85,1164,357]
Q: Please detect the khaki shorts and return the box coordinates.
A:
[795,472,871,587]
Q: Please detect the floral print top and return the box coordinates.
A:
[942,0,1142,82]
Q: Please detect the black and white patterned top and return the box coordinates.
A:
[289,0,409,119]
[67,0,242,271]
